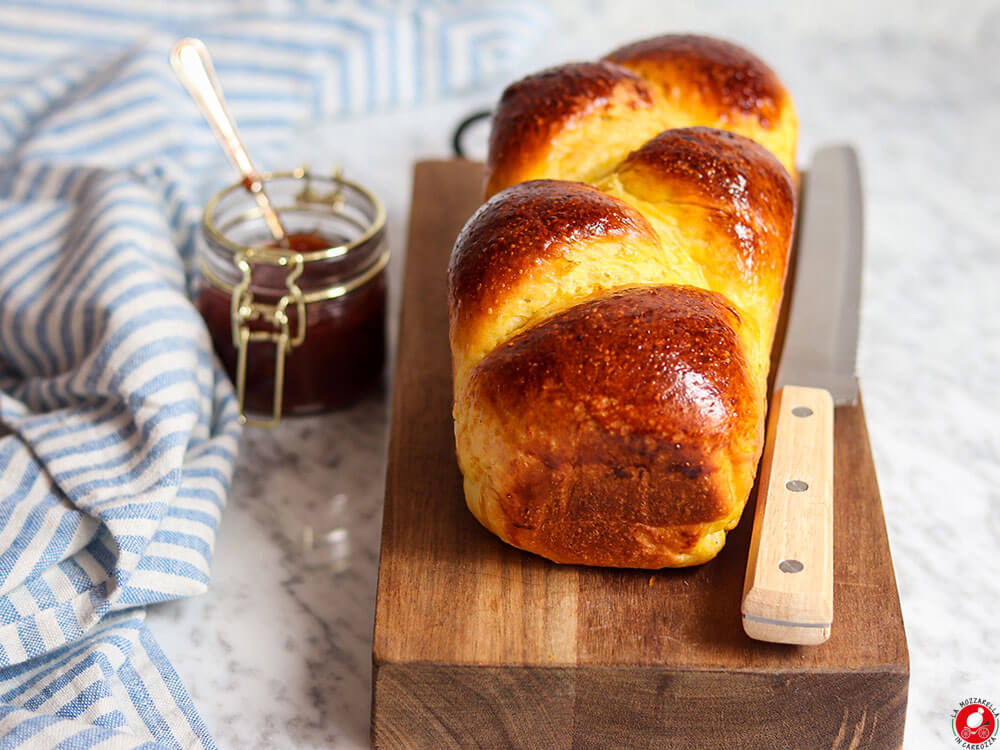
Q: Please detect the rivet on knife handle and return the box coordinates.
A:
[742,385,834,645]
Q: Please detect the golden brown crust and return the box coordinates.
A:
[618,127,794,226]
[484,34,798,199]
[461,286,762,568]
[450,34,799,569]
[448,179,658,345]
[614,127,795,302]
[485,62,655,197]
[604,34,787,127]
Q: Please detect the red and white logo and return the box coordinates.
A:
[953,698,998,747]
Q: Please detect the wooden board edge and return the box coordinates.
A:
[844,394,911,669]
[371,662,909,749]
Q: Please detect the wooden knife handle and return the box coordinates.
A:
[742,385,834,645]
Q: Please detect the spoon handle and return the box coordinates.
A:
[170,38,287,244]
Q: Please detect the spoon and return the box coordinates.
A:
[170,37,289,246]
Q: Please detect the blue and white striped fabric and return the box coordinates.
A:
[0,2,550,747]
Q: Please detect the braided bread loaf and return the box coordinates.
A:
[448,35,797,568]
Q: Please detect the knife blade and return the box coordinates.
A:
[741,145,864,645]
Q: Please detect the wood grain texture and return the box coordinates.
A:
[371,160,909,749]
[743,385,835,645]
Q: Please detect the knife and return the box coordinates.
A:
[741,145,863,646]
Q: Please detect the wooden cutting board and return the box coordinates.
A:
[371,160,909,749]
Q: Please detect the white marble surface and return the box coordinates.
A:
[148,1,1000,747]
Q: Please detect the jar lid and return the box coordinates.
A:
[200,166,388,303]
[203,166,385,262]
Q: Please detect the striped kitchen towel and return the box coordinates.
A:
[0,1,550,747]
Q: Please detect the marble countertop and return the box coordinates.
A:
[148,1,1000,746]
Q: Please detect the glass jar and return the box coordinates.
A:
[197,167,387,426]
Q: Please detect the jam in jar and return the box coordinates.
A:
[197,168,387,425]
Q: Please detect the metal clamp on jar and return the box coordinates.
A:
[197,167,388,426]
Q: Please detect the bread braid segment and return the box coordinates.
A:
[448,179,709,384]
[486,34,797,199]
[456,285,761,568]
[597,126,795,375]
[603,34,796,170]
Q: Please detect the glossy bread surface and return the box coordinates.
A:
[458,286,761,567]
[448,179,702,383]
[450,34,798,568]
[486,34,797,198]
[604,34,788,127]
